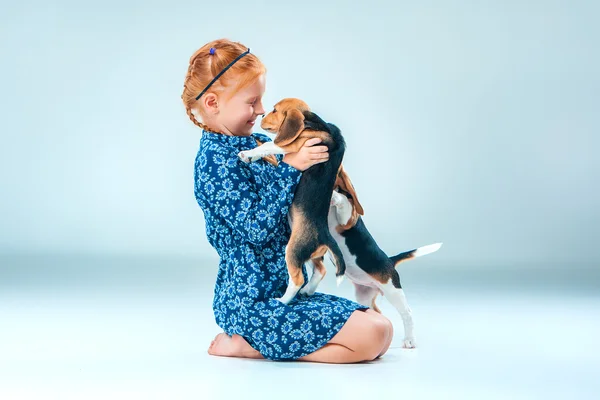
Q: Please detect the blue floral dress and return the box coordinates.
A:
[194,129,367,360]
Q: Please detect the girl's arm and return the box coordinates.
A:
[196,149,302,246]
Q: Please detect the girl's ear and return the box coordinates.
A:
[203,93,219,115]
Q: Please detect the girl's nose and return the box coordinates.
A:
[254,102,266,116]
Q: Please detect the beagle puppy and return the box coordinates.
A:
[321,171,443,348]
[238,98,348,305]
[240,99,443,348]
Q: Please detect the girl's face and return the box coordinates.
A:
[216,74,266,136]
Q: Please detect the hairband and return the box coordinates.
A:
[195,47,251,100]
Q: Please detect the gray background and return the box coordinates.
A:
[2,0,598,268]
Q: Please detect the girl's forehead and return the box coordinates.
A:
[240,74,266,97]
[223,74,265,102]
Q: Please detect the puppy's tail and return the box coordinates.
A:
[324,238,347,287]
[390,242,443,267]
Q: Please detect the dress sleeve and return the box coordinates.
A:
[196,148,302,246]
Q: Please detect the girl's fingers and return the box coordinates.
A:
[312,145,328,153]
[304,138,322,147]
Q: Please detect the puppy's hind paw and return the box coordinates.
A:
[402,338,417,349]
[299,285,316,296]
[275,296,293,305]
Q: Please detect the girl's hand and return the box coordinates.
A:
[282,138,329,172]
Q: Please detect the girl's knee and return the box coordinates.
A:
[365,310,394,341]
[373,319,390,347]
[362,318,391,360]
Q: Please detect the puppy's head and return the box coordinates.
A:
[261,98,311,147]
[335,164,364,217]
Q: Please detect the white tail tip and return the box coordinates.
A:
[336,275,345,287]
[413,242,443,257]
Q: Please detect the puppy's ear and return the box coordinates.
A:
[337,165,364,216]
[274,109,305,147]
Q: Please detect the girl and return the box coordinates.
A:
[182,39,393,363]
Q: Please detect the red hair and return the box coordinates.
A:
[181,39,266,132]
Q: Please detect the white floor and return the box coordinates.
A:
[1,256,599,400]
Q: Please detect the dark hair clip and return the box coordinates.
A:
[209,47,216,55]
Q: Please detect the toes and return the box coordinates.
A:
[208,333,223,351]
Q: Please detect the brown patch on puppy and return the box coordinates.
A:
[284,250,305,287]
[392,254,416,267]
[311,257,327,281]
[275,108,305,147]
[284,205,317,288]
[371,272,393,285]
[285,205,306,287]
[310,244,329,259]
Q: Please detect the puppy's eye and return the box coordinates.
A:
[272,109,277,114]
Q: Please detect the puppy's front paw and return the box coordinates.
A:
[238,151,251,163]
[402,338,417,349]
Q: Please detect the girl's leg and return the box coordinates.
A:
[208,309,393,363]
[298,309,392,363]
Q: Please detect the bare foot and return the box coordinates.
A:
[208,333,263,359]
